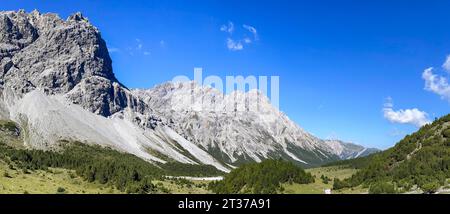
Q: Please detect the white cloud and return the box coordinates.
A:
[160,40,166,48]
[243,37,252,44]
[135,38,144,50]
[383,97,430,127]
[227,38,243,51]
[220,22,259,51]
[135,38,142,49]
[129,38,151,56]
[220,21,234,34]
[422,67,450,102]
[443,55,450,72]
[243,24,258,41]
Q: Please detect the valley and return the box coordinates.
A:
[0,10,448,195]
[0,159,214,194]
[283,166,366,194]
[0,160,122,194]
[1,113,450,194]
[0,155,360,194]
[0,118,365,194]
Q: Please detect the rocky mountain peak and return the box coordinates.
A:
[0,10,145,117]
[134,81,277,115]
[67,12,87,22]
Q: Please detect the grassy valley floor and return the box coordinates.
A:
[1,157,362,194]
[0,160,214,194]
[6,161,448,194]
[282,166,367,194]
[0,160,122,194]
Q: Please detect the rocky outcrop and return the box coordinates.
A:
[0,10,147,117]
[0,10,231,172]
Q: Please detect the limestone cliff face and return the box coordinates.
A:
[0,10,146,117]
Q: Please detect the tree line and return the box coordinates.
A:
[0,139,223,194]
[331,114,450,194]
[209,159,314,194]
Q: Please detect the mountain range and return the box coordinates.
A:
[0,10,378,172]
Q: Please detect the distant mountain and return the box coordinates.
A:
[324,139,380,160]
[0,10,377,172]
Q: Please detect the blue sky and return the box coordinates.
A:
[2,0,450,149]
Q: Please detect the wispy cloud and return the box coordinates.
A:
[243,37,252,44]
[220,22,259,51]
[136,38,143,50]
[243,24,258,41]
[220,21,234,34]
[127,38,150,56]
[382,97,430,127]
[160,40,166,48]
[422,67,450,102]
[227,38,243,51]
[443,55,450,72]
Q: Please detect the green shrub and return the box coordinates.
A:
[421,181,440,194]
[443,128,450,138]
[3,171,11,178]
[369,182,397,194]
[321,175,331,184]
[333,178,351,190]
[56,187,66,193]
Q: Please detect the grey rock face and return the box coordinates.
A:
[133,82,378,167]
[0,10,148,117]
[0,10,210,169]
